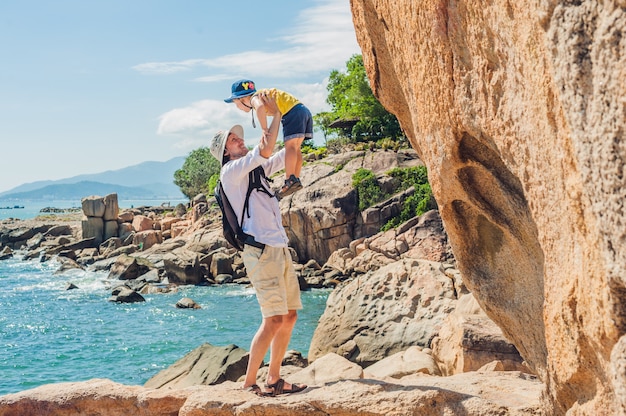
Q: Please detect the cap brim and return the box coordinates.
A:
[228,125,244,141]
[224,91,255,103]
[219,124,244,166]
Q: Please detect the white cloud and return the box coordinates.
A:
[154,0,359,149]
[158,99,265,149]
[132,59,207,74]
[288,80,331,114]
[193,74,242,83]
[133,0,359,79]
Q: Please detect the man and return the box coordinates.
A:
[209,96,307,397]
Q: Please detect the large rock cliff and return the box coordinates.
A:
[350,0,625,414]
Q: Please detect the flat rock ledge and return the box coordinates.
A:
[0,373,543,416]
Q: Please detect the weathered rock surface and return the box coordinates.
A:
[363,346,441,378]
[350,1,626,414]
[432,294,529,376]
[1,133,561,416]
[0,373,544,416]
[284,149,424,264]
[144,343,249,389]
[309,258,459,366]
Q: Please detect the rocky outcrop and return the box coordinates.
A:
[309,258,459,366]
[144,343,249,389]
[0,372,544,416]
[0,150,544,412]
[350,1,626,414]
[431,294,529,376]
[82,194,120,245]
[284,149,424,264]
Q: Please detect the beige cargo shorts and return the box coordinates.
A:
[242,245,303,318]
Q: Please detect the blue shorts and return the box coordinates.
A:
[282,103,313,142]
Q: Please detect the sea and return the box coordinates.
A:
[0,200,331,396]
[0,199,187,221]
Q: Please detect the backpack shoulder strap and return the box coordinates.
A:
[242,166,276,220]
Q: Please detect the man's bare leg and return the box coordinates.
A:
[243,315,284,389]
[266,310,299,390]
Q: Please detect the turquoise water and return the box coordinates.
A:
[0,199,188,220]
[0,255,330,395]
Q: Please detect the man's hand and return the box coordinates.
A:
[258,92,281,117]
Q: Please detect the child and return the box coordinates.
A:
[225,79,313,198]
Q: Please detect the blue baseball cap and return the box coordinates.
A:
[224,79,257,103]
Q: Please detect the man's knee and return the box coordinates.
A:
[264,315,284,327]
[264,312,297,328]
[285,310,298,325]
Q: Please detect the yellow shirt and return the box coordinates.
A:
[255,88,300,116]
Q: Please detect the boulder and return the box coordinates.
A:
[103,193,119,221]
[290,353,363,387]
[137,269,161,284]
[117,223,133,241]
[132,230,162,251]
[108,287,145,303]
[282,350,308,368]
[107,255,154,280]
[118,211,134,223]
[131,215,154,232]
[185,227,224,254]
[2,224,51,249]
[103,220,118,241]
[81,196,105,218]
[81,216,103,246]
[432,294,529,376]
[175,297,201,309]
[43,225,73,237]
[159,217,181,231]
[144,343,249,389]
[0,246,13,260]
[0,379,188,416]
[61,237,97,252]
[54,257,84,274]
[209,250,233,278]
[309,259,457,367]
[170,220,191,238]
[99,238,122,258]
[364,346,441,379]
[162,250,203,285]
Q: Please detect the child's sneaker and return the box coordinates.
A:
[277,175,303,199]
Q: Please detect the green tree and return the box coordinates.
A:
[382,166,436,230]
[173,147,220,199]
[352,168,386,212]
[351,165,436,232]
[315,54,405,143]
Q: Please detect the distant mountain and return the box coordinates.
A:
[0,181,178,201]
[0,157,187,201]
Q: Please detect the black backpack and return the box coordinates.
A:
[214,166,275,251]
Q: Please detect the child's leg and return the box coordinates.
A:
[284,137,304,179]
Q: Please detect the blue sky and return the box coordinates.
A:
[0,0,360,193]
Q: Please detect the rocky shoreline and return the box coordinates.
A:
[0,150,544,414]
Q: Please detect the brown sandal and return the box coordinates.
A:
[265,378,307,396]
[277,175,303,199]
[244,384,271,397]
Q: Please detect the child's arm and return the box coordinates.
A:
[250,95,269,132]
[257,96,282,159]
